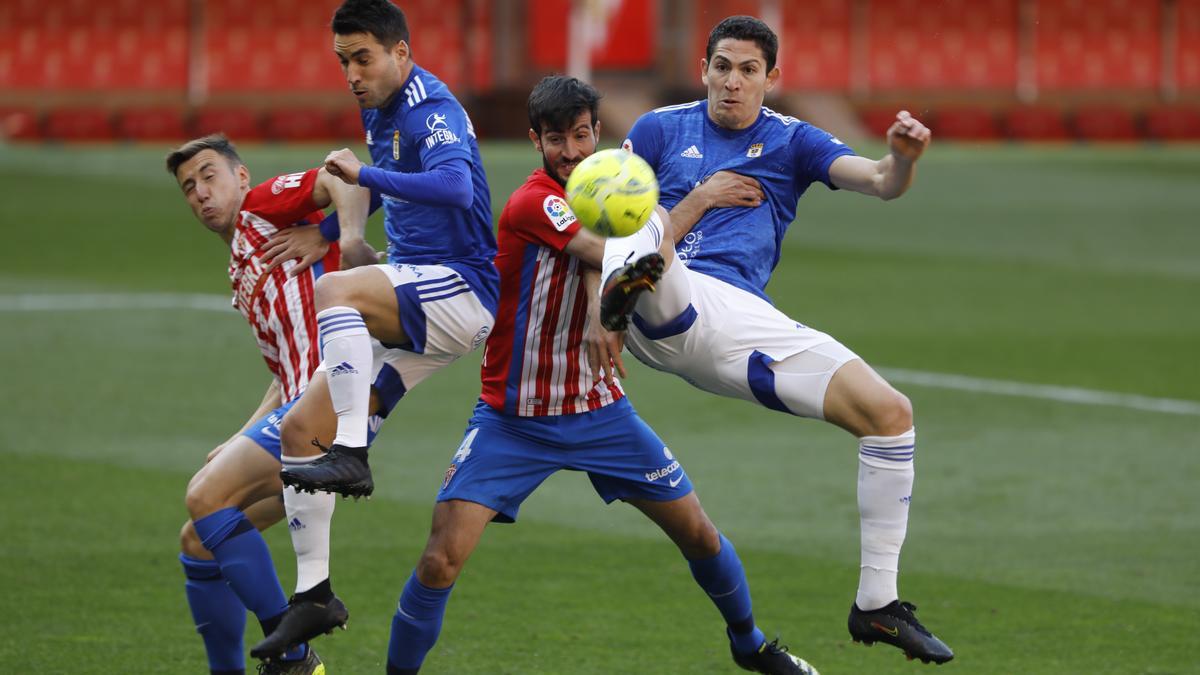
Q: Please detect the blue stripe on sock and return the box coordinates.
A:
[859,449,914,462]
[861,443,915,451]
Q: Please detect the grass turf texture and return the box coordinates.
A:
[1,141,1197,673]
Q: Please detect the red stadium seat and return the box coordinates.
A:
[192,108,265,142]
[1004,106,1069,141]
[934,106,1000,140]
[117,107,187,142]
[1072,106,1140,141]
[330,108,366,142]
[1144,106,1200,140]
[0,108,42,141]
[44,108,115,141]
[265,108,333,142]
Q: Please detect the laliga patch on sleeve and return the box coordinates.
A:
[542,195,576,231]
[621,138,633,152]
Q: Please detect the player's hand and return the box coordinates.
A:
[324,148,364,185]
[262,224,330,276]
[340,238,381,270]
[700,171,764,209]
[887,110,931,162]
[585,320,627,387]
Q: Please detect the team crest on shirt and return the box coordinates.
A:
[271,172,304,194]
[366,130,373,145]
[393,130,401,160]
[542,195,576,231]
[747,143,764,158]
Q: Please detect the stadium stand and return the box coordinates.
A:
[1144,105,1200,140]
[44,108,116,142]
[1004,105,1071,141]
[1072,105,1140,141]
[118,107,188,142]
[192,107,265,142]
[866,0,1018,91]
[3,0,1199,143]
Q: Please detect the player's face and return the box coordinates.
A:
[530,111,600,186]
[334,32,410,109]
[174,150,250,235]
[702,39,780,130]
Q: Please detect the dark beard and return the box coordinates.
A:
[543,155,567,187]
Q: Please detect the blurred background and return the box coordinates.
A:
[4,0,1200,144]
[2,1,1198,673]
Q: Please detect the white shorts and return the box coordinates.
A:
[626,266,859,419]
[343,263,493,416]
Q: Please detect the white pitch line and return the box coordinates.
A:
[3,293,1198,417]
[0,292,231,313]
[880,367,1200,417]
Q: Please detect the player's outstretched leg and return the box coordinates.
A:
[631,495,818,675]
[599,210,673,331]
[817,358,953,664]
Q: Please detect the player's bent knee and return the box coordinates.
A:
[313,270,359,311]
[867,388,913,437]
[681,518,721,559]
[416,547,465,588]
[179,520,209,558]
[184,473,232,519]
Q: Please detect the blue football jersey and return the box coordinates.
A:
[624,100,855,302]
[361,64,498,313]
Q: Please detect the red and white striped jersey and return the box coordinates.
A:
[228,168,340,403]
[481,169,622,417]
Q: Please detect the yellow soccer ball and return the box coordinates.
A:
[565,148,659,237]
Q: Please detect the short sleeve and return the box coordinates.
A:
[504,187,580,252]
[242,168,322,226]
[793,124,857,190]
[406,100,474,170]
[622,112,665,173]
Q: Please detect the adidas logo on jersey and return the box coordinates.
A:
[680,145,703,159]
[329,361,358,377]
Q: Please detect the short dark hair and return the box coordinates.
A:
[165,134,243,176]
[332,0,409,48]
[706,15,778,72]
[527,76,601,136]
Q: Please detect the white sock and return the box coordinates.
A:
[282,457,335,594]
[600,211,665,287]
[317,306,371,447]
[856,428,915,611]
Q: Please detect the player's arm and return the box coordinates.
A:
[829,110,931,200]
[667,172,764,244]
[310,166,379,268]
[580,266,626,386]
[207,379,283,463]
[326,149,473,210]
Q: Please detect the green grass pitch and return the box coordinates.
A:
[1,140,1198,673]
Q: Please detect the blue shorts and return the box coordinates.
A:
[437,397,693,522]
[242,398,382,461]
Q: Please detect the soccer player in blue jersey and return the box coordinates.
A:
[600,15,952,665]
[250,0,499,659]
[385,74,816,675]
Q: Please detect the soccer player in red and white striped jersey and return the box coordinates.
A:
[168,133,377,674]
[384,77,817,675]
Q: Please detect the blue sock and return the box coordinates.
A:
[687,533,765,655]
[192,508,290,629]
[180,554,246,674]
[387,571,454,671]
